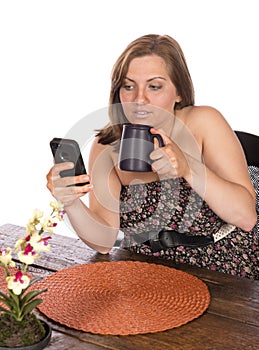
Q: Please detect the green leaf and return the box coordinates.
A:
[20,288,47,307]
[9,290,20,308]
[0,290,10,299]
[20,276,43,295]
[0,297,12,309]
[22,298,43,317]
[0,292,13,308]
[0,305,10,312]
[20,290,39,305]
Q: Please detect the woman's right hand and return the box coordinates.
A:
[46,162,93,207]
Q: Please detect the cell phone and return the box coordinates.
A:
[50,138,89,186]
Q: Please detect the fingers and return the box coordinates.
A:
[151,151,179,178]
[150,142,175,162]
[50,182,93,207]
[46,163,93,206]
[149,133,183,178]
[51,162,74,176]
[150,147,163,161]
[150,127,172,146]
[47,180,93,207]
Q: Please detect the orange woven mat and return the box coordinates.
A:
[34,261,210,335]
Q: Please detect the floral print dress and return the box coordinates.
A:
[120,177,259,279]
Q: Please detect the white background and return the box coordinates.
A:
[0,0,258,237]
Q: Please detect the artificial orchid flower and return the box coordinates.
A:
[50,200,66,220]
[17,244,40,265]
[41,216,57,234]
[26,209,44,235]
[0,201,65,322]
[6,270,30,295]
[30,232,51,252]
[0,247,15,267]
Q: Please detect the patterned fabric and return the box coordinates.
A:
[248,166,259,237]
[120,178,259,279]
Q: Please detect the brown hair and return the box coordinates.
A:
[97,34,195,144]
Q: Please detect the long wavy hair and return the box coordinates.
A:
[97,34,195,144]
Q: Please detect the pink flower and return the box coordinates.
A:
[1,200,64,322]
[0,248,15,267]
[6,271,30,295]
[18,244,39,265]
[30,233,52,252]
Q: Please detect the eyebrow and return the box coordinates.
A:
[124,76,167,82]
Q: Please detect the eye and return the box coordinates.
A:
[149,84,162,91]
[121,83,134,91]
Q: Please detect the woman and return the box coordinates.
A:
[47,34,258,279]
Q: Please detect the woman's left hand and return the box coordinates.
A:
[150,128,190,179]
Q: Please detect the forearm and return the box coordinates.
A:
[185,158,257,231]
[64,199,119,254]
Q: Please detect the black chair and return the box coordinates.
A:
[235,131,259,235]
[235,130,259,166]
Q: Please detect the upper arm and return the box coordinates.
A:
[195,107,255,199]
[88,137,121,229]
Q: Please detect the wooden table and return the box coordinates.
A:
[0,223,258,350]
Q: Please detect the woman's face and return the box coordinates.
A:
[119,55,181,126]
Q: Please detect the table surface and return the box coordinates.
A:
[0,223,258,350]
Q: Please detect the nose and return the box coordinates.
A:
[134,88,148,104]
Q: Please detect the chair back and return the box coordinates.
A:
[235,131,259,235]
[235,131,259,166]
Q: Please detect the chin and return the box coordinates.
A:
[127,115,155,126]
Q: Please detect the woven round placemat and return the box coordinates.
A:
[34,261,210,335]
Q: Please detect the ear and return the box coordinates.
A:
[175,95,182,103]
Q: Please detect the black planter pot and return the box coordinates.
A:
[0,319,51,350]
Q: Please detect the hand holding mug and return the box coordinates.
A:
[150,128,190,179]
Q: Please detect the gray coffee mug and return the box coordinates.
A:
[118,124,164,172]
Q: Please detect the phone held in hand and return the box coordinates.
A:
[50,138,89,186]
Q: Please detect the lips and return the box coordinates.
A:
[133,110,152,119]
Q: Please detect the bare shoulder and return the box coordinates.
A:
[181,105,230,129]
[178,105,235,144]
[180,105,248,172]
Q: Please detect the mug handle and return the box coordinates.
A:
[151,134,164,147]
